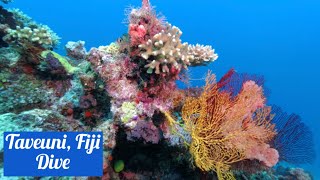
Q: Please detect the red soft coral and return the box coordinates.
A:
[129,24,147,46]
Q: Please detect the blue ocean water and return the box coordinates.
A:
[4,0,319,177]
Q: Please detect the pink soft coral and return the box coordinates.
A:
[246,144,279,167]
[129,24,147,46]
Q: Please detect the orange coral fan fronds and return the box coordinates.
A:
[182,71,278,180]
[182,72,245,179]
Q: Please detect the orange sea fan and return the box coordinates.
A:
[182,71,278,180]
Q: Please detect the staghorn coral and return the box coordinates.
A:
[182,71,278,180]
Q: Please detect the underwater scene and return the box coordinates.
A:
[0,0,319,179]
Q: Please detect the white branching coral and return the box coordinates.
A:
[187,44,218,66]
[3,25,60,49]
[138,24,218,74]
[2,9,60,49]
[139,24,190,74]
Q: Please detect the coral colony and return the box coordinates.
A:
[0,0,316,179]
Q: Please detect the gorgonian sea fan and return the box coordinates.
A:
[271,106,316,164]
[219,69,269,98]
[182,71,278,180]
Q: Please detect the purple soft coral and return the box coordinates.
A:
[126,120,161,144]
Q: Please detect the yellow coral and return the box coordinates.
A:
[120,101,139,123]
[97,42,120,56]
[182,73,244,179]
[182,71,277,179]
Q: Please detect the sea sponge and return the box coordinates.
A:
[65,40,87,60]
[40,50,79,74]
[120,101,139,123]
[114,160,125,173]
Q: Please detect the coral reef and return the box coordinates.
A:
[126,120,161,144]
[0,0,316,180]
[0,6,16,47]
[40,50,79,74]
[65,40,87,60]
[1,8,60,50]
[4,26,56,48]
[234,164,313,180]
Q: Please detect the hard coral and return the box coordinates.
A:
[187,44,219,66]
[4,25,59,49]
[139,24,190,74]
[138,24,218,74]
[129,1,217,75]
[1,8,60,50]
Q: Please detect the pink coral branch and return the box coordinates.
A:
[142,0,150,10]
